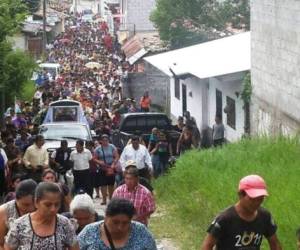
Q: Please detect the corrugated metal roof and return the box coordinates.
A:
[122,32,166,65]
[144,32,251,79]
[22,22,52,33]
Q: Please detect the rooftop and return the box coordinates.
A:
[144,32,250,79]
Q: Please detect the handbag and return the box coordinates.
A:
[101,146,115,177]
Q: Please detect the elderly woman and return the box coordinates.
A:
[4,182,79,250]
[0,179,37,249]
[65,193,104,234]
[78,198,157,250]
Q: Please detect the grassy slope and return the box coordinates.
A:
[150,137,300,250]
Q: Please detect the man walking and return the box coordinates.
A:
[50,140,72,184]
[70,140,93,197]
[201,175,282,250]
[120,135,153,179]
[212,115,225,147]
[113,165,155,225]
[23,135,48,182]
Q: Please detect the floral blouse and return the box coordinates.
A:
[78,220,157,250]
[5,213,77,250]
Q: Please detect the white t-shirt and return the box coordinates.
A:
[70,148,92,171]
[119,144,152,171]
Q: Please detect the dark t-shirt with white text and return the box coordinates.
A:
[207,206,277,250]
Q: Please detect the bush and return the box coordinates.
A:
[151,137,300,249]
[19,80,35,102]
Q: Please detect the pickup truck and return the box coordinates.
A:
[111,113,181,152]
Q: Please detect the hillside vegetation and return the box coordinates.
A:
[150,137,300,250]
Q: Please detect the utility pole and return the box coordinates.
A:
[74,0,78,16]
[43,0,47,56]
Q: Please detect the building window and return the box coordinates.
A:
[216,89,223,120]
[175,77,180,99]
[226,96,236,129]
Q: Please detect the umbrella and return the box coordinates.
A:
[59,38,71,44]
[76,54,88,60]
[85,62,102,69]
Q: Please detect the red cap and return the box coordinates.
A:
[238,175,268,198]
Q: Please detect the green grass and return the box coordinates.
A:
[150,137,300,250]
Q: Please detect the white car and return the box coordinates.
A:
[39,123,93,153]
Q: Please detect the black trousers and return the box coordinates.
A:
[138,168,151,181]
[73,169,93,197]
[213,138,224,147]
[0,169,6,197]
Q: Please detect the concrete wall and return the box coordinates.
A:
[123,62,170,113]
[125,0,156,32]
[251,0,300,136]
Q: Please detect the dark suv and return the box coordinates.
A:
[111,113,181,151]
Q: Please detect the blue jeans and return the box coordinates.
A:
[152,155,168,177]
[151,154,160,178]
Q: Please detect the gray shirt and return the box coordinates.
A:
[213,123,225,140]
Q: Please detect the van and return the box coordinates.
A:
[39,63,61,77]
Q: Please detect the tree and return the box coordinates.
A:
[23,0,41,14]
[222,0,250,30]
[0,0,27,42]
[150,0,250,48]
[0,0,35,125]
[3,50,36,103]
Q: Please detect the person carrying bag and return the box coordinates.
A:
[94,134,119,205]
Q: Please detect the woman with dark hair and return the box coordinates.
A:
[4,182,79,250]
[0,179,37,249]
[78,198,157,250]
[176,125,197,155]
[41,168,72,213]
[94,134,119,205]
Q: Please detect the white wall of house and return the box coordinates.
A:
[208,74,245,142]
[170,77,181,120]
[11,33,27,51]
[170,76,209,131]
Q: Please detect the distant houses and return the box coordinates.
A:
[10,4,68,58]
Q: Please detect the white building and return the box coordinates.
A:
[144,32,251,142]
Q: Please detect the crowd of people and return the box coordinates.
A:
[0,7,284,250]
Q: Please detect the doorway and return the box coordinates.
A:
[216,89,223,120]
[182,84,187,115]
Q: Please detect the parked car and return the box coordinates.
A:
[111,113,181,152]
[39,123,93,153]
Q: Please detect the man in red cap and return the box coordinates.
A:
[201,174,282,250]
